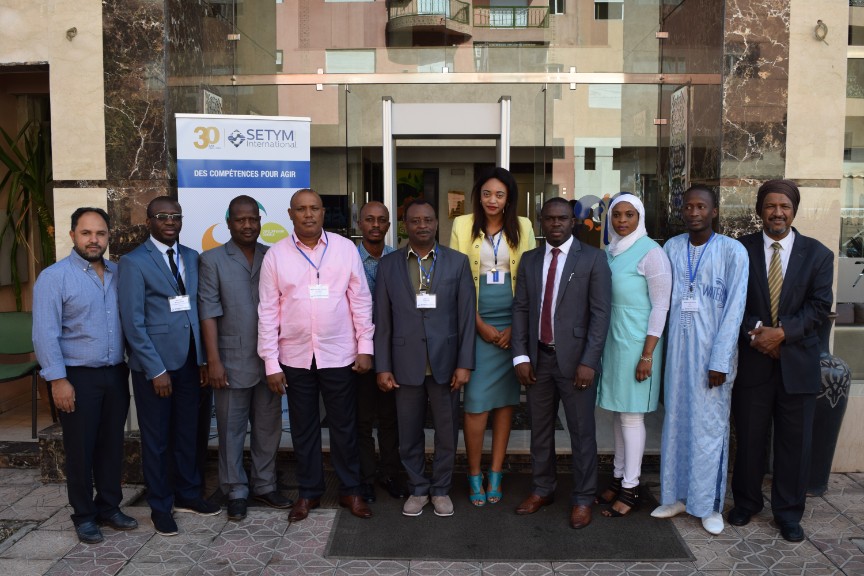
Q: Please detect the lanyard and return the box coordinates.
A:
[293,231,329,281]
[417,246,437,291]
[686,232,714,293]
[487,229,503,270]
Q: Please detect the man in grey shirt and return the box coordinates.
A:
[33,207,137,544]
[199,195,292,521]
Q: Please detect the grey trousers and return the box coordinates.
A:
[214,380,283,500]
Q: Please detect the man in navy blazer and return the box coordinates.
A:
[729,180,834,543]
[119,196,220,536]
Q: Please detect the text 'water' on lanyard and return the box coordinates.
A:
[294,231,330,299]
[683,232,714,313]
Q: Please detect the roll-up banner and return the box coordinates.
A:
[176,114,311,253]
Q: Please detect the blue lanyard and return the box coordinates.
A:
[293,231,329,282]
[487,229,503,270]
[686,232,714,293]
[417,245,437,290]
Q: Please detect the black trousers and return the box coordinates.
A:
[356,370,401,483]
[60,363,130,525]
[731,362,817,525]
[282,358,362,500]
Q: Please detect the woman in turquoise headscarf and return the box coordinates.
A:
[596,194,672,517]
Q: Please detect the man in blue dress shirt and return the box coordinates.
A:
[33,207,137,544]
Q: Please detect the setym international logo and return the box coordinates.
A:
[227,130,246,147]
[192,124,301,151]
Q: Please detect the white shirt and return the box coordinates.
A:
[762,230,795,278]
[150,236,186,290]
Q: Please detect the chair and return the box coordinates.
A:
[0,311,48,438]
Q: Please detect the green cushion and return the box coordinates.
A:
[0,312,34,355]
[0,361,38,383]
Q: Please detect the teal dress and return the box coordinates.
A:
[597,236,663,413]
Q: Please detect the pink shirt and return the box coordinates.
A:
[258,231,374,374]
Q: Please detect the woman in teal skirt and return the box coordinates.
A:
[450,167,536,506]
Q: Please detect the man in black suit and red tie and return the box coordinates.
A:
[728,179,834,542]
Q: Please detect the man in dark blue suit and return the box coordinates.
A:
[729,180,834,542]
[119,196,220,536]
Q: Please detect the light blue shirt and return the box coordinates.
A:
[358,241,395,297]
[32,249,124,381]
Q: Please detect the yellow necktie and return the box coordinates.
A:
[768,242,783,327]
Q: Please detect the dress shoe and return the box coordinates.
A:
[651,501,687,519]
[174,498,221,516]
[74,521,104,544]
[515,493,554,515]
[97,510,138,531]
[360,483,376,503]
[253,491,294,509]
[227,498,247,521]
[779,521,805,542]
[702,512,725,535]
[151,512,179,536]
[570,504,592,529]
[339,495,373,519]
[726,506,753,527]
[288,498,320,522]
[379,476,408,499]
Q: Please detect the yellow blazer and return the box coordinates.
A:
[449,214,537,298]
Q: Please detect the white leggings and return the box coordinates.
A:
[612,411,646,489]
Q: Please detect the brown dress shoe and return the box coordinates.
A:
[515,494,554,515]
[570,504,592,529]
[339,495,373,519]
[288,498,320,522]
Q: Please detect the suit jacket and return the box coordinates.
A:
[118,238,205,380]
[198,239,268,389]
[737,229,834,394]
[374,244,476,386]
[511,239,612,380]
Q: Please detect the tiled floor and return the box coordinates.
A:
[0,468,861,575]
[0,394,56,443]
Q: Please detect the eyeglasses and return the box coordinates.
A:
[150,213,183,221]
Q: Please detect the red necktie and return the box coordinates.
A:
[540,247,560,345]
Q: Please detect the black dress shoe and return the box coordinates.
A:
[174,498,221,516]
[726,506,752,527]
[779,521,805,542]
[253,491,294,509]
[97,510,138,531]
[151,512,178,536]
[75,521,104,544]
[379,477,408,499]
[361,483,376,503]
[227,498,247,521]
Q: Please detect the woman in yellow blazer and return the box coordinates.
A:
[450,167,536,506]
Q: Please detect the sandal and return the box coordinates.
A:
[595,476,622,505]
[601,485,640,518]
[486,470,503,504]
[468,473,486,507]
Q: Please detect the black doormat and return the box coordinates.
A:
[325,473,693,562]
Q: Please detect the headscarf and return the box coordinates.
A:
[606,193,648,257]
[756,179,800,216]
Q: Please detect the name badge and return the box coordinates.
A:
[486,270,505,285]
[169,295,191,312]
[681,299,700,312]
[309,284,330,299]
[416,292,437,309]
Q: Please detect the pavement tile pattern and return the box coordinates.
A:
[0,469,861,575]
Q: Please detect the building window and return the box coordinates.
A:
[594,0,623,20]
[550,0,565,15]
[325,50,376,73]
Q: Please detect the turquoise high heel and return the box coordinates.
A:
[468,473,486,507]
[486,470,503,504]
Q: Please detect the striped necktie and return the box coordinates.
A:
[768,242,782,327]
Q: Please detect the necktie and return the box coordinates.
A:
[166,248,186,295]
[768,242,782,327]
[540,247,561,345]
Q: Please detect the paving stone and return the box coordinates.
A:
[333,559,409,575]
[550,561,630,575]
[480,562,554,575]
[64,530,151,560]
[0,484,70,521]
[197,534,280,566]
[0,558,56,576]
[117,562,193,576]
[130,531,215,564]
[408,560,482,576]
[44,557,127,575]
[811,537,864,575]
[0,528,78,560]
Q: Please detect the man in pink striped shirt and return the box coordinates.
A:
[258,189,375,522]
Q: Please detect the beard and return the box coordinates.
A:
[74,244,106,263]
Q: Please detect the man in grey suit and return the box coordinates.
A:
[198,195,293,522]
[119,196,221,537]
[375,199,476,518]
[511,197,612,529]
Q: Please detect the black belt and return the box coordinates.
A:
[537,341,556,352]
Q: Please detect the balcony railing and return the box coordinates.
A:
[473,6,550,29]
[387,0,470,25]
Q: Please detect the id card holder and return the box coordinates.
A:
[486,270,505,285]
[309,284,330,299]
[169,295,191,312]
[416,292,437,309]
[681,298,700,313]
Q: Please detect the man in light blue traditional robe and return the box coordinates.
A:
[651,186,748,536]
